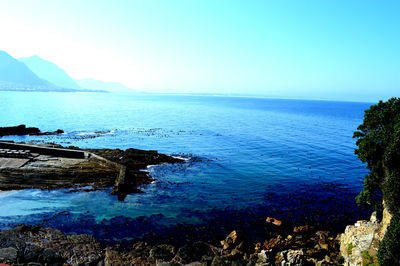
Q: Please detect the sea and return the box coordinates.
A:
[0,91,372,245]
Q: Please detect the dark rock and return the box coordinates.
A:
[129,241,152,259]
[173,241,217,264]
[0,247,17,263]
[293,225,312,233]
[104,247,128,266]
[0,225,103,265]
[0,222,344,266]
[211,256,231,266]
[104,245,153,265]
[14,224,40,234]
[38,249,64,265]
[212,256,246,266]
[156,262,182,266]
[21,245,42,262]
[149,244,176,261]
[263,235,283,250]
[305,248,327,260]
[0,125,40,136]
[0,125,64,137]
[315,231,330,244]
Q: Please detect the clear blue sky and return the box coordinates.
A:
[0,0,399,101]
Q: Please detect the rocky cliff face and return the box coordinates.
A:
[340,207,392,266]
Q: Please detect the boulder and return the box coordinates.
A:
[293,225,312,233]
[37,249,64,265]
[149,244,176,262]
[0,125,40,136]
[279,249,304,265]
[339,209,391,266]
[0,247,17,264]
[173,242,217,264]
[266,217,282,226]
[211,255,230,266]
[220,230,239,250]
[0,225,103,265]
[256,249,273,264]
[263,235,283,250]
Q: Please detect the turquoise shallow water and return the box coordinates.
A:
[0,92,371,243]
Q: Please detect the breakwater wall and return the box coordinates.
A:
[0,141,85,159]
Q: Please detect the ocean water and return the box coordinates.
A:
[0,92,371,244]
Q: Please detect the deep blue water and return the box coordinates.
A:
[0,92,371,244]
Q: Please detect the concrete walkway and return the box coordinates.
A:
[0,158,30,169]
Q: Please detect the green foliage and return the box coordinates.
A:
[353,97,400,214]
[382,170,400,214]
[378,210,400,265]
[347,242,354,255]
[362,251,372,260]
[362,251,376,266]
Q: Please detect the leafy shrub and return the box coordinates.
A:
[382,170,400,214]
[353,97,400,214]
[362,251,371,260]
[354,98,400,265]
[378,210,400,265]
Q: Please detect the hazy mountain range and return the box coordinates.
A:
[0,51,57,91]
[19,55,82,90]
[75,78,135,93]
[0,50,136,93]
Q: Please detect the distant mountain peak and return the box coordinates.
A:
[0,50,50,88]
[19,55,81,90]
[0,50,13,59]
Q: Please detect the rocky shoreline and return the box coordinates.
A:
[0,206,392,265]
[0,127,388,265]
[0,222,343,266]
[0,141,183,200]
[1,209,391,265]
[0,140,377,265]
